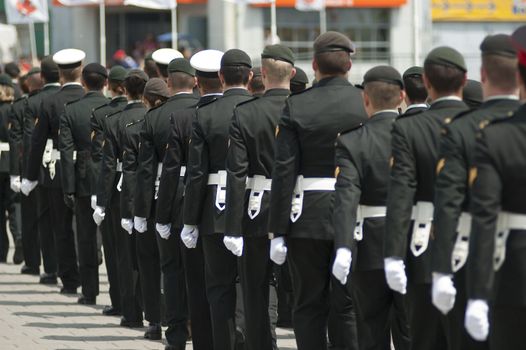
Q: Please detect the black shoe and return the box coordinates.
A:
[102,305,121,316]
[144,323,162,340]
[165,345,185,350]
[21,265,40,275]
[60,287,78,295]
[13,241,24,265]
[77,295,96,305]
[39,273,58,285]
[120,317,143,328]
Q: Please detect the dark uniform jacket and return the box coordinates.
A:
[433,98,520,275]
[384,97,468,284]
[468,103,526,306]
[0,102,12,173]
[334,111,397,271]
[134,93,198,219]
[268,76,367,240]
[59,91,109,197]
[225,88,290,237]
[90,96,127,195]
[27,83,85,188]
[97,102,146,208]
[183,88,252,235]
[121,118,145,219]
[156,94,220,227]
[8,95,27,176]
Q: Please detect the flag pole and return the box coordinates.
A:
[319,1,327,34]
[270,0,277,44]
[43,22,50,56]
[28,21,38,65]
[171,1,178,49]
[99,1,106,66]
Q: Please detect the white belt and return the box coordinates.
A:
[290,175,336,222]
[354,205,386,241]
[208,170,227,211]
[154,163,163,200]
[0,142,9,152]
[42,139,78,180]
[494,211,526,270]
[116,161,122,172]
[410,201,434,257]
[451,212,472,272]
[246,175,272,219]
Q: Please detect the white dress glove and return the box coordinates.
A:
[270,237,287,265]
[10,176,21,193]
[92,206,106,226]
[121,218,133,235]
[384,257,407,294]
[465,299,489,341]
[223,236,244,257]
[181,225,199,249]
[90,195,97,211]
[432,272,457,315]
[21,178,38,196]
[134,216,148,233]
[156,223,172,240]
[332,247,352,285]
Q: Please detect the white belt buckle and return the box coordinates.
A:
[154,163,162,200]
[451,212,471,272]
[354,205,364,241]
[215,170,227,211]
[42,139,53,167]
[494,213,510,271]
[248,175,267,220]
[410,201,434,257]
[290,175,304,223]
[116,173,123,192]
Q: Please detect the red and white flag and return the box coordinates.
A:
[5,0,49,24]
[295,0,325,11]
[124,0,176,9]
[55,0,102,5]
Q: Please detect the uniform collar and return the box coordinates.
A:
[223,87,250,97]
[62,82,82,88]
[485,95,519,102]
[263,88,290,97]
[43,83,60,88]
[85,91,105,98]
[431,96,462,105]
[372,109,399,117]
[111,95,127,102]
[406,103,428,110]
[315,76,351,88]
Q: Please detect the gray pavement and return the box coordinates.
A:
[0,248,297,349]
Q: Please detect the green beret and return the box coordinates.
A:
[221,49,252,68]
[108,66,127,82]
[125,68,149,82]
[261,44,295,65]
[363,65,403,89]
[480,34,516,58]
[0,74,13,88]
[168,58,196,76]
[83,63,108,78]
[291,67,308,85]
[462,79,483,108]
[403,66,423,79]
[425,46,467,73]
[314,31,354,54]
[27,67,42,76]
[144,78,170,98]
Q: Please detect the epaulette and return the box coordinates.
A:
[339,122,364,136]
[235,96,258,109]
[28,89,40,97]
[451,108,477,122]
[92,102,111,114]
[289,86,313,97]
[396,108,424,120]
[106,109,122,119]
[64,98,82,107]
[196,97,219,110]
[13,96,27,103]
[125,119,144,128]
[147,101,167,113]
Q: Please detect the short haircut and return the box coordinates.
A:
[42,69,59,83]
[482,55,518,91]
[364,81,402,110]
[520,64,526,90]
[423,62,465,94]
[168,72,195,90]
[60,66,82,83]
[0,85,14,102]
[290,82,307,93]
[124,76,146,100]
[143,93,168,108]
[220,66,251,86]
[261,58,293,85]
[404,75,428,103]
[26,73,43,92]
[314,51,351,75]
[144,60,160,79]
[108,80,125,95]
[197,76,222,93]
[19,75,30,94]
[82,72,106,91]
[248,75,265,95]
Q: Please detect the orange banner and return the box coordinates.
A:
[53,0,205,6]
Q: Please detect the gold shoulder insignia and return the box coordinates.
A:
[389,156,394,168]
[335,166,340,178]
[34,118,39,126]
[7,122,11,130]
[165,143,169,150]
[444,117,452,124]
[469,167,478,187]
[102,139,105,147]
[436,158,445,175]
[479,120,490,130]
[90,130,95,141]
[275,125,280,137]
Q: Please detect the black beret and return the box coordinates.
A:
[512,25,526,67]
[4,62,20,77]
[363,65,403,89]
[108,66,127,82]
[0,74,13,88]
[41,56,59,76]
[291,66,308,85]
[83,63,108,78]
[480,34,516,58]
[168,58,196,76]
[462,79,483,108]
[425,46,467,73]
[125,68,149,82]
[403,66,423,79]
[221,49,252,68]
[261,44,295,65]
[144,78,170,98]
[314,31,355,54]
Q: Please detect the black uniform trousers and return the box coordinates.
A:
[238,236,274,350]
[75,196,99,298]
[156,228,188,347]
[36,186,56,274]
[352,270,410,350]
[181,237,214,350]
[101,202,120,310]
[21,187,41,269]
[287,237,358,350]
[202,233,238,350]
[0,173,11,260]
[276,261,293,326]
[136,219,161,324]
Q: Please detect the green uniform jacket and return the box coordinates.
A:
[121,118,145,219]
[8,95,27,176]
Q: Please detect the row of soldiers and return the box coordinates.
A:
[4,24,526,350]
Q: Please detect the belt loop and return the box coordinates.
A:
[354,205,364,241]
[215,170,227,211]
[290,175,304,223]
[410,201,434,257]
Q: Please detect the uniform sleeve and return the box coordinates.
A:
[467,130,501,301]
[8,102,24,176]
[26,99,50,181]
[432,126,468,274]
[120,126,139,219]
[183,118,209,226]
[333,136,361,250]
[59,107,76,194]
[96,122,117,208]
[225,111,249,236]
[269,101,300,236]
[134,117,156,218]
[22,99,37,177]
[90,110,105,195]
[384,120,417,259]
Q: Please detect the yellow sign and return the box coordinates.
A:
[432,0,526,21]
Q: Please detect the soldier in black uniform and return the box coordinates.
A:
[462,80,483,108]
[22,49,86,294]
[20,57,60,283]
[156,49,223,350]
[96,68,148,328]
[181,49,253,350]
[431,34,520,350]
[223,44,295,350]
[152,48,184,80]
[59,63,110,304]
[248,67,264,96]
[332,66,410,350]
[384,47,469,350]
[290,66,308,93]
[464,25,526,348]
[402,66,428,113]
[134,58,198,348]
[268,31,366,350]
[91,65,128,316]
